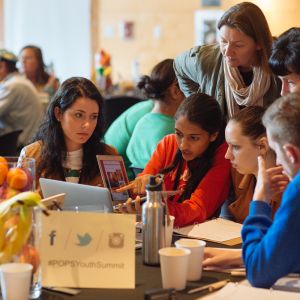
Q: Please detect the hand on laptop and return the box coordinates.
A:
[117,196,142,218]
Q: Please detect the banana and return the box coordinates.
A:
[0,191,44,216]
[0,191,47,264]
[0,217,5,251]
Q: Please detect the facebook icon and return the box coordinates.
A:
[49,230,56,246]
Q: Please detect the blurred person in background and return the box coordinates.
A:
[19,45,59,99]
[0,49,42,147]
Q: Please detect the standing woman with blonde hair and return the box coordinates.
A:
[174,2,281,118]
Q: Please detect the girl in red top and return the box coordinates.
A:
[118,93,231,227]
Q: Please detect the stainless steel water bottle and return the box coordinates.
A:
[142,175,166,265]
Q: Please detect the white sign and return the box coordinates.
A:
[41,212,136,288]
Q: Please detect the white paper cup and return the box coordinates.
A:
[175,238,206,281]
[0,263,33,300]
[165,215,175,247]
[159,247,191,291]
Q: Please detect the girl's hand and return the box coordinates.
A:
[203,247,243,267]
[266,165,289,197]
[254,157,289,203]
[253,156,269,203]
[116,174,151,195]
[117,196,141,213]
[117,196,142,221]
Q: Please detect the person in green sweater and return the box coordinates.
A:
[104,100,153,179]
[105,59,184,179]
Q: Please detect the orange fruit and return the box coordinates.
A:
[19,244,40,273]
[3,186,19,199]
[0,156,8,185]
[7,167,28,190]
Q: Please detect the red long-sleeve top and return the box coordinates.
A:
[141,134,231,227]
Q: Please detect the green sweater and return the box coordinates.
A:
[104,100,153,179]
[126,113,175,169]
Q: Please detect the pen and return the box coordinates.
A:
[287,273,300,278]
[43,287,81,295]
[187,279,229,295]
[230,271,246,277]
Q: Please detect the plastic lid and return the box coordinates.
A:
[146,175,162,191]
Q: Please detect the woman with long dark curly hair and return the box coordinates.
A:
[19,77,117,192]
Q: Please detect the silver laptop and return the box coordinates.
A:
[39,178,113,212]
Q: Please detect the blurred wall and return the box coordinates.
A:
[95,0,300,82]
[0,0,3,47]
[4,0,91,82]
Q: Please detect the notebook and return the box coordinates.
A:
[173,218,242,246]
[39,178,113,212]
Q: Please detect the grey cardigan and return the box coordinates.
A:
[174,43,281,117]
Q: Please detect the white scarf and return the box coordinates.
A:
[223,58,271,118]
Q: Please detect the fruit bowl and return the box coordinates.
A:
[0,156,35,201]
[0,191,46,299]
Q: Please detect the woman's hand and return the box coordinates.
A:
[116,174,151,195]
[266,165,289,197]
[253,156,270,202]
[117,196,142,221]
[203,247,243,267]
[254,157,289,203]
[117,196,141,213]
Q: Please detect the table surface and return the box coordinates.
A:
[40,239,243,300]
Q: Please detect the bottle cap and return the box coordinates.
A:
[146,175,163,191]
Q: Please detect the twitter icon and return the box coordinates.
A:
[76,233,92,246]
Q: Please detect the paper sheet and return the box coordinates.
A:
[174,218,242,243]
[198,282,300,300]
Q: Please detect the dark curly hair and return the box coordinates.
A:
[137,59,176,101]
[160,93,225,202]
[33,77,112,183]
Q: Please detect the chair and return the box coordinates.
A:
[0,130,22,156]
[103,96,144,131]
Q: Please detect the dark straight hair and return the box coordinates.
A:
[137,59,176,101]
[269,27,300,76]
[160,93,225,202]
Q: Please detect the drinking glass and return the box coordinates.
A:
[0,156,35,201]
[0,156,42,298]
